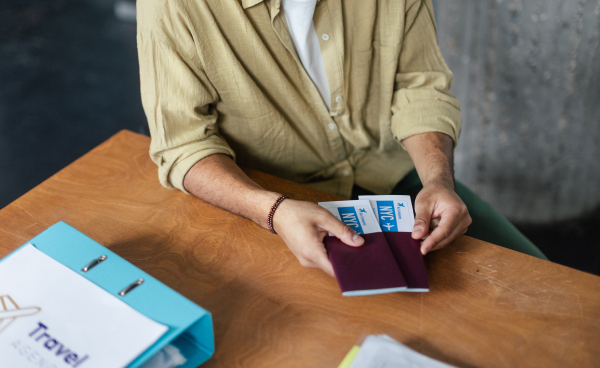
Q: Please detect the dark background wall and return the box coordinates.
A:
[0,0,598,275]
[431,0,600,275]
[0,0,144,206]
[434,0,600,224]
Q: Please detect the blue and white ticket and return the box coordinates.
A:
[318,200,382,234]
[359,195,415,233]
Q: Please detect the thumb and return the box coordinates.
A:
[321,214,364,247]
[412,197,432,240]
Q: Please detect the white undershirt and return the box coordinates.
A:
[281,0,331,110]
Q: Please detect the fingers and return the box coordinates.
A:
[420,213,455,255]
[319,212,364,247]
[412,196,433,240]
[302,211,361,277]
[310,248,336,277]
[420,208,471,254]
[276,202,359,277]
[429,218,440,230]
[297,245,335,277]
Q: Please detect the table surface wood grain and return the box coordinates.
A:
[1,130,599,368]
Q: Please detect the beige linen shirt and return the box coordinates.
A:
[137,0,461,198]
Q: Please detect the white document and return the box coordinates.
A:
[140,344,186,368]
[349,335,456,368]
[359,195,415,232]
[318,200,381,234]
[0,244,168,368]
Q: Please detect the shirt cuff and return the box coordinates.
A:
[391,99,462,149]
[156,137,236,194]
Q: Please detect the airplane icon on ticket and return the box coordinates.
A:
[383,223,395,231]
[0,295,41,334]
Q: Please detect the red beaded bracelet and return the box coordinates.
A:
[267,195,289,234]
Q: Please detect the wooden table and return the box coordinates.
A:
[1,130,599,367]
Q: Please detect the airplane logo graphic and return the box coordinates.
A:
[397,203,405,208]
[358,208,367,213]
[383,223,394,231]
[0,295,41,334]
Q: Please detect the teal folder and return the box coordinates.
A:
[1,222,214,368]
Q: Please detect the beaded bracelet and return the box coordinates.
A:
[267,195,289,234]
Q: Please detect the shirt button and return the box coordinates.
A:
[335,96,343,103]
[343,170,350,176]
[322,34,330,41]
[328,123,336,130]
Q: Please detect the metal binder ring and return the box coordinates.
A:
[119,278,144,297]
[81,255,107,272]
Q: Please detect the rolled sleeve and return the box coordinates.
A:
[391,0,462,147]
[157,135,235,194]
[137,26,235,193]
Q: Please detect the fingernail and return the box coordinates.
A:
[352,233,362,243]
[413,226,422,234]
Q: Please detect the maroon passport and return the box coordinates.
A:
[324,233,407,296]
[383,232,429,291]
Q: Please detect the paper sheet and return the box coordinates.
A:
[349,335,456,368]
[0,244,168,368]
[359,195,415,232]
[318,200,382,234]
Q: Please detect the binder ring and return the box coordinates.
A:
[81,255,107,272]
[119,278,144,297]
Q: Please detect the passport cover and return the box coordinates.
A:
[324,233,407,296]
[383,232,429,291]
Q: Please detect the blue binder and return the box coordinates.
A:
[1,222,214,368]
